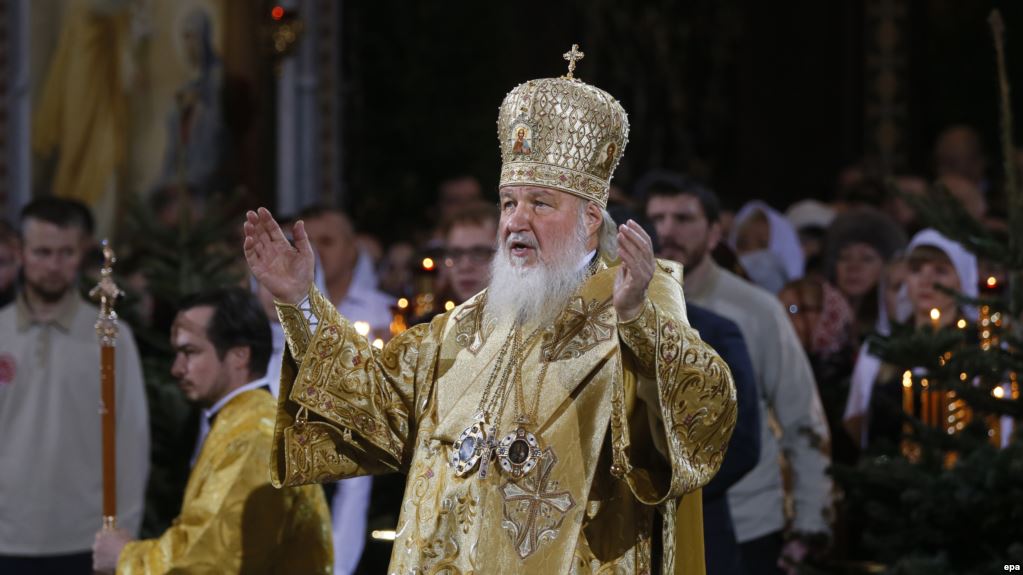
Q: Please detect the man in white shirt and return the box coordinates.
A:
[293,205,388,574]
[0,198,149,574]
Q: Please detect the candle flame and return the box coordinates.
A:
[930,308,941,321]
[987,276,998,288]
[397,297,409,310]
[422,257,435,271]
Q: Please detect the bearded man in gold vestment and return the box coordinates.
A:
[245,47,737,574]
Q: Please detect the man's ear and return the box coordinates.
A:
[227,346,251,371]
[708,220,723,252]
[585,201,603,237]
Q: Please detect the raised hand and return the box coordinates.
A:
[614,219,655,322]
[243,207,314,305]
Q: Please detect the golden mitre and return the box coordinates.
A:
[497,45,629,209]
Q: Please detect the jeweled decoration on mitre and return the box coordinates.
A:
[497,44,629,209]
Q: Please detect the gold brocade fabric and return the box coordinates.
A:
[118,390,332,575]
[497,75,629,209]
[273,259,736,574]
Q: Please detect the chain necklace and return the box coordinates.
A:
[450,322,545,479]
[496,330,550,478]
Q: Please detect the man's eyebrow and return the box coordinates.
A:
[524,189,555,201]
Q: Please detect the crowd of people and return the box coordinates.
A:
[0,119,1006,575]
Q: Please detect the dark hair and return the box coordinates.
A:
[0,220,16,245]
[825,207,907,278]
[636,170,721,223]
[178,287,272,379]
[19,197,95,237]
[297,203,349,222]
[907,244,954,272]
[440,201,500,237]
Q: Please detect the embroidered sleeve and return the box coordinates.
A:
[617,298,657,378]
[275,286,328,361]
[270,284,445,487]
[610,271,737,506]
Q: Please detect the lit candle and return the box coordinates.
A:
[902,370,914,418]
[930,308,941,331]
[920,379,929,426]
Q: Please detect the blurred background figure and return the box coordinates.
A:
[785,199,836,279]
[298,205,393,338]
[825,208,907,341]
[933,124,988,191]
[778,277,858,465]
[0,221,19,308]
[92,288,332,574]
[731,200,806,288]
[441,202,498,304]
[435,175,483,223]
[0,198,149,575]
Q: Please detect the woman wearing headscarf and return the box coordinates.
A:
[731,200,806,290]
[842,229,978,449]
[825,208,907,341]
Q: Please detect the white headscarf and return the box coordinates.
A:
[843,228,978,446]
[730,200,805,281]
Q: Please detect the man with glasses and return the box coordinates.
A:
[442,202,499,304]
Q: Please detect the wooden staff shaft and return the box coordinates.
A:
[91,240,122,530]
[101,344,117,523]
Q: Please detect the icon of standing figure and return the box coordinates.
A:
[512,125,532,156]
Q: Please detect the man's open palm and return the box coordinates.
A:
[243,207,314,305]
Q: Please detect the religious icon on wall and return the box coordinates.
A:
[29,0,268,234]
[511,124,533,156]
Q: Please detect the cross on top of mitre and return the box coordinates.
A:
[563,44,584,79]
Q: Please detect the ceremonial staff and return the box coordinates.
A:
[90,240,124,531]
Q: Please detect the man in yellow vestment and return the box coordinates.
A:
[244,47,736,574]
[92,288,332,574]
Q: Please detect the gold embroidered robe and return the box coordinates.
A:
[272,259,736,574]
[118,389,333,574]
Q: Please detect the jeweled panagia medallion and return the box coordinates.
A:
[497,427,543,478]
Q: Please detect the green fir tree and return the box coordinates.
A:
[820,10,1023,575]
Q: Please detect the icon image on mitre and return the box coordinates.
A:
[600,142,617,172]
[510,122,533,156]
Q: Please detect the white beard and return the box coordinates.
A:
[485,220,590,328]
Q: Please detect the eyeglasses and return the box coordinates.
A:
[444,247,495,267]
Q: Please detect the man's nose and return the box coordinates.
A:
[504,204,531,232]
[170,355,185,379]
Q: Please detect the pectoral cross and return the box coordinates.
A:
[563,44,584,79]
